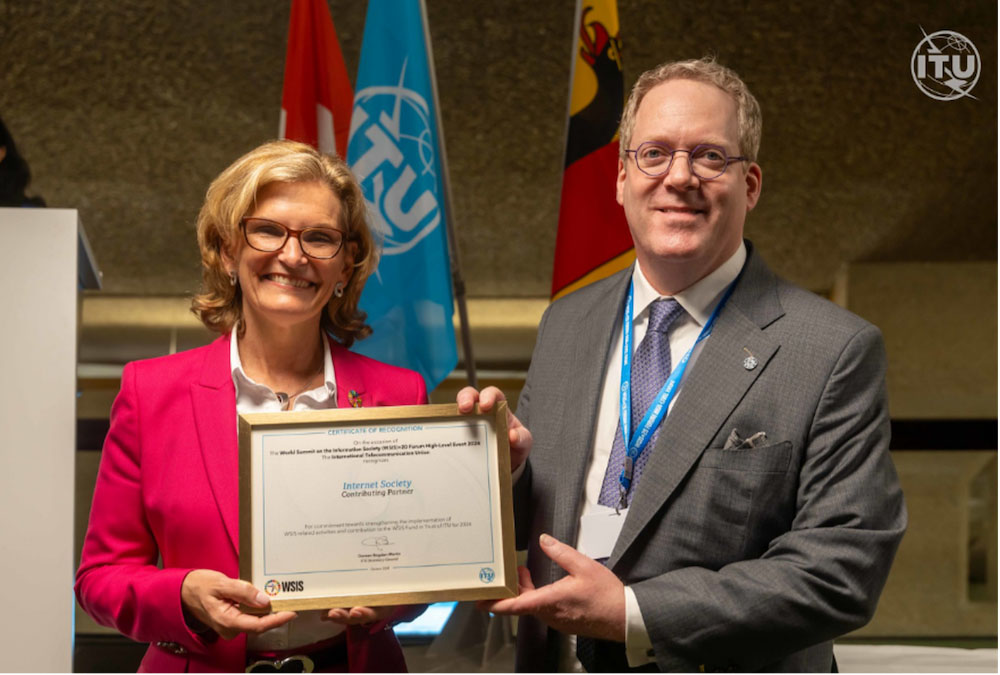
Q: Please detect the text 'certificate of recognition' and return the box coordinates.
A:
[239,404,516,611]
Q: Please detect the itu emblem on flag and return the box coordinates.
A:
[348,59,442,256]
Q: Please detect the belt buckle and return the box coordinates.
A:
[246,655,315,673]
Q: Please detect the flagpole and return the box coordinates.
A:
[419,0,477,389]
[550,0,586,300]
[562,0,585,170]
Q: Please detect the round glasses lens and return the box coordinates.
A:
[636,143,672,175]
[245,220,286,251]
[690,145,728,180]
[300,228,343,258]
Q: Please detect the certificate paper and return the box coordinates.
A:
[238,404,517,611]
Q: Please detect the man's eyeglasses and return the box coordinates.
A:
[240,218,346,260]
[624,142,748,181]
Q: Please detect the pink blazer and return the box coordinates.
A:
[76,334,428,673]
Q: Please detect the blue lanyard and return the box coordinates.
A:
[617,279,736,508]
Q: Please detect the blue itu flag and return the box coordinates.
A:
[346,0,457,392]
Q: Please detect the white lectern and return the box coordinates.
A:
[0,207,100,672]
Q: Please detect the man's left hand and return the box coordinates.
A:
[479,534,626,642]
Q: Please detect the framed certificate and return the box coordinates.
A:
[238,403,517,611]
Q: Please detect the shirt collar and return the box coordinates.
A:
[632,242,746,326]
[230,328,337,405]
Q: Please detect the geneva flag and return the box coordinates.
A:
[551,0,631,300]
[346,0,457,392]
[279,0,353,157]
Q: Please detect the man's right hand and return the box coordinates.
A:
[180,569,296,640]
[457,386,532,472]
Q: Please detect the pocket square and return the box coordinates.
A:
[724,429,768,450]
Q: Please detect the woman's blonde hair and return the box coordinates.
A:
[191,140,378,347]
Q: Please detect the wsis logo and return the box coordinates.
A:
[264,579,305,596]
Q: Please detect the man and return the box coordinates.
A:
[459,57,905,672]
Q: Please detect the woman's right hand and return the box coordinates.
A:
[181,569,297,640]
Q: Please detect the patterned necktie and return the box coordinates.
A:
[598,297,686,508]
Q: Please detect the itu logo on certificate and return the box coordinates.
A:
[479,567,495,584]
[911,28,981,100]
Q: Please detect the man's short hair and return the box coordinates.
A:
[619,57,763,162]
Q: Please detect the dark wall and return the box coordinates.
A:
[1,0,995,297]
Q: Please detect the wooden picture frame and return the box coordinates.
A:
[238,402,517,611]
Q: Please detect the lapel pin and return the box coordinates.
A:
[742,347,758,371]
[348,389,363,408]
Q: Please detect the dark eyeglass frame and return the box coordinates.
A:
[239,217,347,260]
[624,141,748,181]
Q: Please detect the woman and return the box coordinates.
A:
[76,140,427,673]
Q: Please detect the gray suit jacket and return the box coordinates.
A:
[512,244,906,672]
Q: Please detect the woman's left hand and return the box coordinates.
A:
[324,606,396,625]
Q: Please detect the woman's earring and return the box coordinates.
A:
[229,270,237,287]
[334,281,345,298]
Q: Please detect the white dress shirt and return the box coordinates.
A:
[230,330,346,651]
[563,243,746,670]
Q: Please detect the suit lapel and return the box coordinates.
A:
[188,337,363,557]
[331,342,368,409]
[190,335,240,556]
[551,271,631,549]
[609,247,785,567]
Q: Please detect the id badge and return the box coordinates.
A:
[577,506,628,559]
